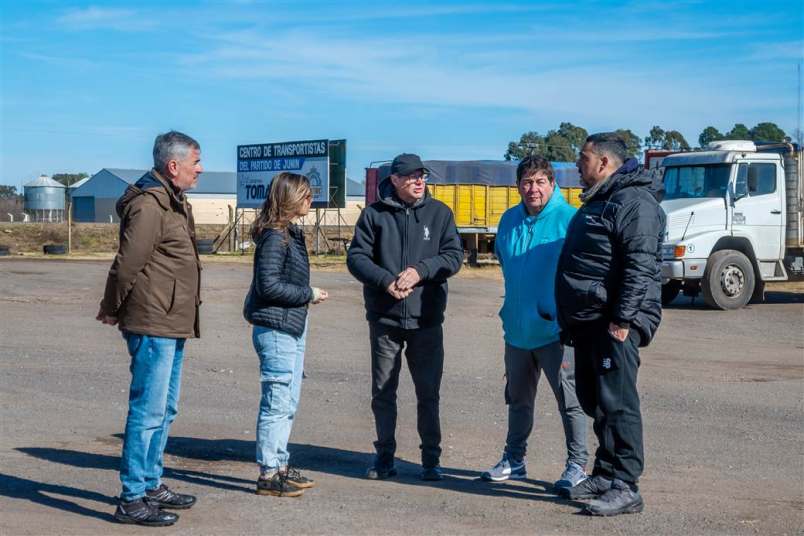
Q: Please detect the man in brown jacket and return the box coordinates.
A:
[97,131,202,527]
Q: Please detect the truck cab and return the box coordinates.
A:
[660,140,803,309]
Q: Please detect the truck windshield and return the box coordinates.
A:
[663,164,731,200]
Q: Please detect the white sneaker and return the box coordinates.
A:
[553,461,587,489]
[480,453,527,482]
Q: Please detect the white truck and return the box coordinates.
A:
[660,140,803,309]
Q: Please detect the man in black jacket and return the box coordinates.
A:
[555,133,665,516]
[347,153,463,481]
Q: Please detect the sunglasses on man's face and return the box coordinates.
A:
[403,172,428,183]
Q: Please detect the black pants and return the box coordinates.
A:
[574,326,643,488]
[369,322,444,469]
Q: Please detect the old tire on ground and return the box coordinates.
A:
[701,250,755,310]
[661,280,682,306]
[43,244,67,255]
[196,238,215,255]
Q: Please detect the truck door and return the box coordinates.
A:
[731,161,784,260]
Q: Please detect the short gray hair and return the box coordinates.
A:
[153,131,200,173]
[586,132,627,166]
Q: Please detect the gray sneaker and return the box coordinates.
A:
[557,474,612,499]
[480,453,527,482]
[553,462,587,490]
[585,479,644,516]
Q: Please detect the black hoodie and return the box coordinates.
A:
[555,159,666,346]
[347,177,463,329]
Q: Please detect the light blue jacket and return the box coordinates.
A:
[496,189,577,350]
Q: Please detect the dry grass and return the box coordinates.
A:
[0,223,227,255]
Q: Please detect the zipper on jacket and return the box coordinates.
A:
[402,208,409,328]
[516,219,536,337]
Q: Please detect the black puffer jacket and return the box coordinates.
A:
[555,159,666,347]
[347,177,463,329]
[243,224,313,338]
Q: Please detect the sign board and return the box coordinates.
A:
[237,139,330,209]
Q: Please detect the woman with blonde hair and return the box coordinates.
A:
[243,172,328,497]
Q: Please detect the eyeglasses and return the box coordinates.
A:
[402,171,429,183]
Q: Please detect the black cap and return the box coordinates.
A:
[390,153,429,176]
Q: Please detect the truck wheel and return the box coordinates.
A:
[701,250,755,310]
[468,248,479,267]
[661,280,681,306]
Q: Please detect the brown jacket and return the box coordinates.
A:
[100,170,201,338]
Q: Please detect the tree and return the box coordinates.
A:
[698,126,723,147]
[614,129,641,158]
[505,122,589,161]
[505,131,546,160]
[644,125,665,149]
[749,122,786,142]
[662,130,691,151]
[505,123,646,162]
[0,185,18,198]
[52,172,88,187]
[556,122,588,156]
[724,123,751,140]
[543,130,577,161]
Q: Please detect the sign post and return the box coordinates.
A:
[237,139,347,255]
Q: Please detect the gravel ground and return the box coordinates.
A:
[1,259,802,535]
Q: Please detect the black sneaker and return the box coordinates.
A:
[283,467,316,489]
[114,498,178,526]
[585,479,644,516]
[145,484,196,510]
[558,474,612,499]
[365,466,398,480]
[256,471,305,497]
[420,466,443,481]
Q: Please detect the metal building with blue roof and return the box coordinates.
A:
[71,168,237,223]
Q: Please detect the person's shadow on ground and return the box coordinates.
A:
[10,436,583,522]
[10,443,254,522]
[160,435,578,505]
[0,472,116,524]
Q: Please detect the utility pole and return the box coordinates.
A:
[798,60,802,145]
[67,196,72,254]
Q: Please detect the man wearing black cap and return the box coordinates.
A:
[347,153,463,481]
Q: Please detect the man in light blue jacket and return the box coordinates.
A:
[480,156,588,490]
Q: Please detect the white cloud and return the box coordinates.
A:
[56,6,157,31]
[18,52,100,70]
[179,27,751,128]
[745,40,804,61]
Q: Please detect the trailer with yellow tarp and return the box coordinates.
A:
[365,160,583,263]
[428,182,583,228]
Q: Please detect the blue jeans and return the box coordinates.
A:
[119,332,185,501]
[253,324,306,471]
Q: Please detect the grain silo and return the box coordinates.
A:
[24,175,66,222]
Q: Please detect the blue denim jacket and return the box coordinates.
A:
[495,189,576,350]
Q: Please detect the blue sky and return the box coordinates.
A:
[1,0,802,191]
